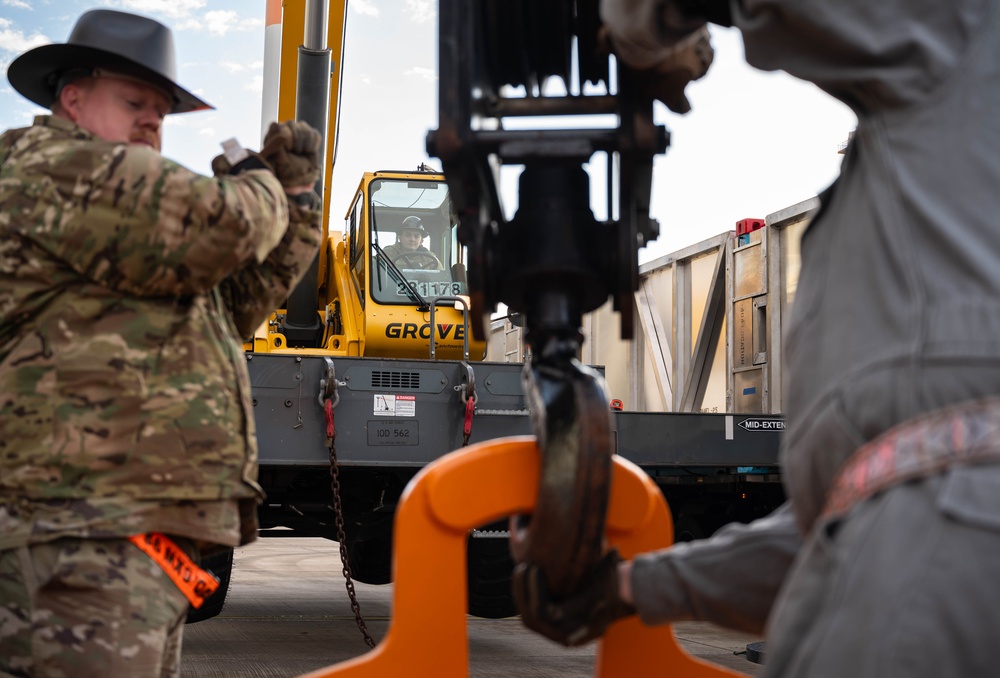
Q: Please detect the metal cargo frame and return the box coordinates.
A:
[562,198,819,416]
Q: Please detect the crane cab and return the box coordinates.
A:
[250,168,484,361]
[247,167,485,361]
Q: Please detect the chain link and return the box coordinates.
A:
[324,380,471,645]
[326,404,377,649]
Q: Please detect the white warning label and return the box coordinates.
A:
[738,418,785,431]
[373,394,416,417]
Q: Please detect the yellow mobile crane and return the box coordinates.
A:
[190,0,526,624]
[251,0,481,362]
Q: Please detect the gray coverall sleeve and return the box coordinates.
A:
[601,0,985,111]
[734,0,985,110]
[630,503,800,635]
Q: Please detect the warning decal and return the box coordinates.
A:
[373,394,416,417]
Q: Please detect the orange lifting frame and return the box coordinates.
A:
[300,436,749,678]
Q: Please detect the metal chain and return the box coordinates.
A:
[326,402,377,649]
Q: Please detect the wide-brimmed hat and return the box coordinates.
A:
[7,9,212,114]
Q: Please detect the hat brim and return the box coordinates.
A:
[8,43,213,114]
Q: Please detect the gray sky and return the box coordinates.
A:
[0,1,857,261]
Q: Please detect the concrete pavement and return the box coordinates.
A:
[181,535,764,677]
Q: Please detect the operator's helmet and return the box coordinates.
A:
[400,216,428,237]
[7,8,212,114]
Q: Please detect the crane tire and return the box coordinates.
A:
[467,531,517,619]
[185,547,234,624]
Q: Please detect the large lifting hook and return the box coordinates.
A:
[427,0,668,603]
[502,162,617,593]
[511,336,613,597]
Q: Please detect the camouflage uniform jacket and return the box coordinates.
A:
[0,116,322,549]
[382,242,431,262]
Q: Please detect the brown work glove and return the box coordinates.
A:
[638,26,713,114]
[599,1,714,113]
[512,550,636,647]
[259,120,323,188]
[211,149,273,177]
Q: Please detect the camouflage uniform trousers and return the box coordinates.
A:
[0,536,196,678]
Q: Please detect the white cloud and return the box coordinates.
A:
[164,114,193,128]
[18,107,42,124]
[244,75,263,94]
[405,0,434,24]
[351,0,379,18]
[405,66,436,82]
[114,0,206,20]
[203,9,236,36]
[3,0,32,10]
[0,21,51,54]
[220,60,263,74]
[177,10,260,36]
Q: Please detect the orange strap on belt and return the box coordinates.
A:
[128,533,220,609]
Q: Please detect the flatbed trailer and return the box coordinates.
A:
[249,351,785,541]
[246,357,783,619]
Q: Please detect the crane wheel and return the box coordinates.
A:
[467,527,517,619]
[185,547,234,624]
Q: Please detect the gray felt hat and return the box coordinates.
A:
[7,8,212,114]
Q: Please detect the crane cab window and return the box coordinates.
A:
[349,195,365,304]
[369,178,468,305]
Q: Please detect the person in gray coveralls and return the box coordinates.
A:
[515,2,1000,675]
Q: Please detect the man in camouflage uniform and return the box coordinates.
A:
[0,9,323,677]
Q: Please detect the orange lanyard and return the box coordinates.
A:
[129,533,220,609]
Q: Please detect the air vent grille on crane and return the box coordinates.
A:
[371,371,421,389]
